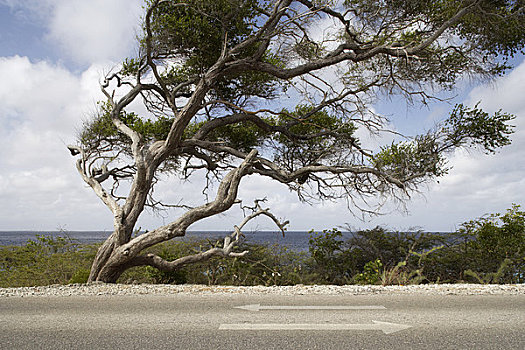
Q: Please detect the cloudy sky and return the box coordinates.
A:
[0,1,524,233]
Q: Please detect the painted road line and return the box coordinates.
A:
[234,304,387,312]
[219,321,411,334]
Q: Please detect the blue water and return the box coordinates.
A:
[0,230,348,252]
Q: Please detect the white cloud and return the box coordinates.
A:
[1,0,143,65]
[0,56,114,230]
[0,56,80,130]
[46,0,143,65]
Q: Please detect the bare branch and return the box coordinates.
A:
[126,199,290,271]
[112,150,259,258]
[67,145,122,217]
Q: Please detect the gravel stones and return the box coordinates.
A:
[1,283,524,297]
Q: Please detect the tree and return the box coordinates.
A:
[460,204,525,283]
[68,0,524,282]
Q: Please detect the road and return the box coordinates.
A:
[1,293,524,349]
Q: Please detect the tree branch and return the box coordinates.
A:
[182,139,405,189]
[67,145,122,216]
[114,150,259,257]
[126,200,289,272]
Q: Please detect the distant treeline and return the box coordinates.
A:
[1,206,523,287]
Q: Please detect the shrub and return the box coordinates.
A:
[308,228,352,284]
[0,235,97,287]
[353,259,383,285]
[2,205,523,287]
[69,268,91,284]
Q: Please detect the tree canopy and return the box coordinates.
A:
[69,0,524,282]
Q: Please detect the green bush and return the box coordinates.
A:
[420,205,524,283]
[308,229,350,284]
[0,235,97,287]
[208,243,313,286]
[1,206,523,288]
[117,239,313,286]
[457,205,524,283]
[69,268,91,284]
[353,259,383,285]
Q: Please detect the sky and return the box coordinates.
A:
[0,1,524,233]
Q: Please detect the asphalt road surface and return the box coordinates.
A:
[1,293,524,349]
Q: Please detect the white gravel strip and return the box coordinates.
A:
[1,283,524,297]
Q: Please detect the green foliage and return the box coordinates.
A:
[306,226,444,285]
[444,103,515,153]
[199,243,313,286]
[121,57,141,77]
[273,106,357,169]
[354,259,383,285]
[458,205,525,283]
[345,0,525,77]
[294,38,324,60]
[464,259,513,284]
[144,241,189,284]
[374,103,515,181]
[416,205,525,284]
[118,239,313,286]
[380,261,426,286]
[68,269,91,284]
[309,229,344,263]
[308,228,349,283]
[147,0,260,66]
[453,0,525,60]
[0,235,97,287]
[346,227,440,269]
[208,120,272,153]
[211,52,283,102]
[81,101,174,150]
[380,244,444,285]
[373,135,447,180]
[145,0,281,102]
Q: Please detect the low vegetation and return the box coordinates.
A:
[1,206,523,287]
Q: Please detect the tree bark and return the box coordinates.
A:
[88,233,118,282]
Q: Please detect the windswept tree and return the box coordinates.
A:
[68,0,524,282]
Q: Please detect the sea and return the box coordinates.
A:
[0,230,356,252]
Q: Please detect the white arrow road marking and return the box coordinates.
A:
[219,321,412,334]
[234,304,387,312]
